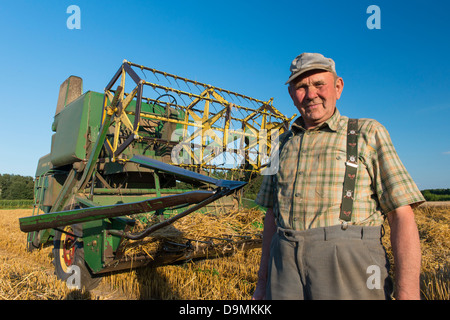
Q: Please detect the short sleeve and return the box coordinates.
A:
[366,121,425,214]
[255,174,275,208]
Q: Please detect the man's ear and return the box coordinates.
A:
[335,77,344,100]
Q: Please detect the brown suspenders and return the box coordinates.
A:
[340,118,359,228]
[274,118,359,229]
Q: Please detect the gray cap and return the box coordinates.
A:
[286,52,337,85]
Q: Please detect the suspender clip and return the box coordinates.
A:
[345,161,358,168]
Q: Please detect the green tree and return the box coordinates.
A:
[0,174,34,200]
[421,189,450,201]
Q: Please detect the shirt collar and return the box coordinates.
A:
[291,108,343,134]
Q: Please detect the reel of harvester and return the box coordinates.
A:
[102,60,295,173]
[19,60,294,290]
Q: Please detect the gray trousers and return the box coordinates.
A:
[266,224,393,300]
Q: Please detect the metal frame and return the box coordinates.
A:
[102,60,295,173]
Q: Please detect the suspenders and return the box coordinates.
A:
[275,118,359,229]
[340,118,358,228]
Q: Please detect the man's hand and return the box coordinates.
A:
[252,278,267,300]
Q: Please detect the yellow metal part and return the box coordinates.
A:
[102,61,295,174]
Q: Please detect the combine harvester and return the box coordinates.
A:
[19,60,294,289]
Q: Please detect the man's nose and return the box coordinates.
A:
[305,86,318,100]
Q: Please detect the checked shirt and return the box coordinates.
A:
[255,108,425,230]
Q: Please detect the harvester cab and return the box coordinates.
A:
[19,60,294,290]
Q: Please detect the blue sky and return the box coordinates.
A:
[0,0,449,189]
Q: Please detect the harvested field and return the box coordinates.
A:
[421,201,450,207]
[0,208,263,300]
[382,204,450,300]
[0,205,449,300]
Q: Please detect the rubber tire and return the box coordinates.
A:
[52,224,101,291]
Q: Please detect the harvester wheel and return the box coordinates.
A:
[52,225,101,291]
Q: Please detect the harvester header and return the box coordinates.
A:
[103,60,294,171]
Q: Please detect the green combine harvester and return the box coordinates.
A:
[19,60,293,290]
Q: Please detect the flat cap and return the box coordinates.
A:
[286,52,337,85]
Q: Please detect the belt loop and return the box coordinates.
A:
[277,226,282,236]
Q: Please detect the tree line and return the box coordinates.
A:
[0,174,34,200]
[0,173,449,202]
[421,189,450,202]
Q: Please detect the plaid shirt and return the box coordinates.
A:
[255,108,425,230]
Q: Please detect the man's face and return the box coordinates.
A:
[288,70,344,129]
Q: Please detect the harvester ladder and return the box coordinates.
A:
[32,173,47,216]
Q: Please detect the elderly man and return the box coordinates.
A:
[253,53,425,300]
